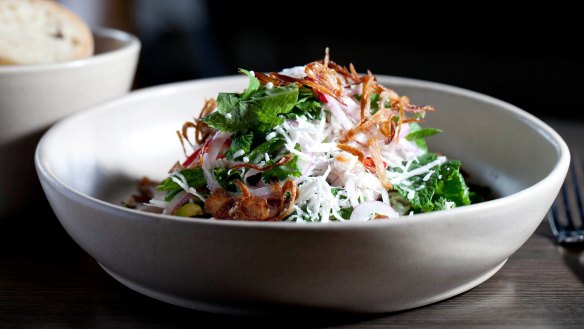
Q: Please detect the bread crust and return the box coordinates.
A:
[0,0,94,65]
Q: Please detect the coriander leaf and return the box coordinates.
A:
[405,124,443,141]
[213,167,243,192]
[157,168,208,201]
[294,98,322,117]
[405,123,442,152]
[246,136,285,163]
[239,69,260,100]
[353,93,382,114]
[283,88,323,119]
[157,168,206,192]
[331,188,353,219]
[226,131,253,159]
[370,93,380,114]
[262,154,301,182]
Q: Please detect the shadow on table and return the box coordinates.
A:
[535,217,584,284]
[561,245,584,284]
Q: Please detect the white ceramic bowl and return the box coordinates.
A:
[0,27,140,217]
[35,76,569,314]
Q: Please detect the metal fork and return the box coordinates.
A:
[548,152,584,244]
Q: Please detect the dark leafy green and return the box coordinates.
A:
[246,136,285,163]
[262,154,301,182]
[213,167,244,192]
[282,88,323,120]
[157,168,207,201]
[369,93,380,114]
[331,188,353,219]
[225,131,253,160]
[239,69,260,99]
[393,153,471,213]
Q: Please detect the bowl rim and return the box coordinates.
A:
[35,75,571,230]
[0,27,140,74]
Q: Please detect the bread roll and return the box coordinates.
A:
[0,0,94,65]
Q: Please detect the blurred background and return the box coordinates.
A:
[60,0,582,121]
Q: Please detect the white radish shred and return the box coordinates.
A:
[266,132,277,140]
[188,187,206,202]
[162,191,187,215]
[232,149,245,159]
[350,201,400,221]
[388,156,446,184]
[146,198,168,209]
[168,170,207,203]
[203,131,232,191]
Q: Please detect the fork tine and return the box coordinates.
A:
[573,153,584,227]
[548,168,569,240]
[548,152,584,244]
[548,174,568,240]
[563,163,577,231]
[547,193,561,238]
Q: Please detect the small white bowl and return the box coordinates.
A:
[35,76,569,314]
[0,27,140,217]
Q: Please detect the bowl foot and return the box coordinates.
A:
[98,259,508,315]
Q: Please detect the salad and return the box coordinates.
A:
[128,51,481,222]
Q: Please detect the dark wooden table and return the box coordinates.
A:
[1,120,583,328]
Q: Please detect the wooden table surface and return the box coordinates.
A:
[1,119,583,328]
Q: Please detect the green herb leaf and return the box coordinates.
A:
[283,88,323,119]
[392,153,471,213]
[239,69,260,100]
[435,160,471,207]
[201,93,257,132]
[200,80,299,133]
[213,167,243,192]
[157,168,208,201]
[405,124,443,141]
[331,188,353,219]
[405,123,443,152]
[216,92,240,114]
[370,93,380,114]
[246,136,285,163]
[157,168,206,192]
[253,85,299,131]
[262,154,301,182]
[225,131,253,160]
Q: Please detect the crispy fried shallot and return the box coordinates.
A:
[326,61,361,84]
[194,98,217,144]
[369,140,392,190]
[205,179,298,221]
[337,143,365,162]
[176,99,217,157]
[252,58,348,104]
[303,61,345,103]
